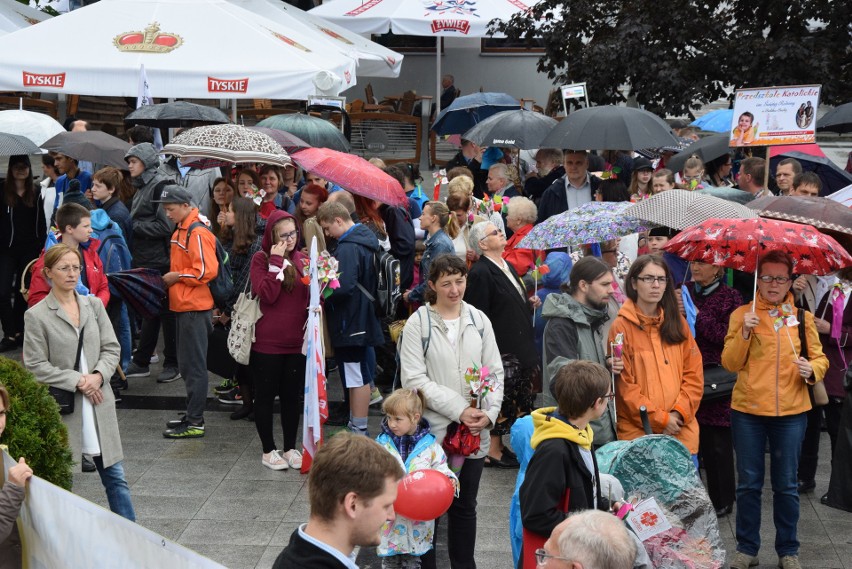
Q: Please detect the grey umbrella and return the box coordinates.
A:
[666,134,731,173]
[124,101,230,128]
[817,102,852,134]
[41,131,131,168]
[540,106,678,150]
[256,113,350,152]
[462,109,558,150]
[624,189,757,230]
[0,131,41,156]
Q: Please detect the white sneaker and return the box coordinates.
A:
[282,449,303,469]
[150,353,159,364]
[262,450,289,471]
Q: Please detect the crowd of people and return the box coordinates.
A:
[1,118,851,569]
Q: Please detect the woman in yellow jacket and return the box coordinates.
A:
[608,255,704,459]
[722,251,828,569]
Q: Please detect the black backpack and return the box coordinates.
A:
[357,250,401,321]
[184,221,233,310]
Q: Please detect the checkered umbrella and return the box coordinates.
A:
[624,190,758,231]
[0,131,40,156]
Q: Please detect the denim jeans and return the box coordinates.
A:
[731,410,807,557]
[93,456,136,522]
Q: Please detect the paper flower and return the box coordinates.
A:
[301,250,342,300]
[464,363,499,408]
[611,332,624,358]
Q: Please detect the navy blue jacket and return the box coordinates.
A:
[325,223,384,348]
[408,229,455,304]
[536,175,601,224]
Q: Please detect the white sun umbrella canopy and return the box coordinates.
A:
[0,0,51,35]
[0,109,64,145]
[0,0,358,99]
[228,0,403,78]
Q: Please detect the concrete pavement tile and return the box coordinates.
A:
[120,439,172,460]
[209,479,304,502]
[835,544,852,569]
[255,546,285,569]
[225,458,309,481]
[476,504,515,530]
[131,471,225,498]
[142,458,236,478]
[268,522,302,547]
[795,541,843,568]
[179,519,278,546]
[283,499,311,522]
[136,518,191,541]
[181,544,266,569]
[817,503,852,522]
[130,496,202,519]
[826,520,852,545]
[161,440,248,460]
[196,496,294,522]
[120,458,155,484]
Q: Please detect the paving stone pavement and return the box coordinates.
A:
[4,345,851,568]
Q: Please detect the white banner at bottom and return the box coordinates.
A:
[2,450,225,569]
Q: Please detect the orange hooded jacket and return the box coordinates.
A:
[608,299,704,453]
[168,208,218,312]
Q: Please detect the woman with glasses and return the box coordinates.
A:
[704,154,735,188]
[608,255,704,458]
[465,221,541,468]
[248,210,309,471]
[23,243,135,520]
[722,251,828,569]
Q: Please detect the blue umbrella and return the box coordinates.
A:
[690,109,734,133]
[431,92,520,136]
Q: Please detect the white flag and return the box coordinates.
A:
[136,64,163,150]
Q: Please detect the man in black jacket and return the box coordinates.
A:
[524,148,565,204]
[445,139,488,199]
[536,150,600,224]
[273,434,404,569]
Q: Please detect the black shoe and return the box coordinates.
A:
[230,406,254,421]
[797,479,816,494]
[502,447,518,462]
[715,504,733,518]
[166,414,187,429]
[484,454,520,469]
[820,493,829,506]
[0,337,17,352]
[81,455,96,472]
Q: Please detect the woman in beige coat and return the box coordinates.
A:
[23,244,135,521]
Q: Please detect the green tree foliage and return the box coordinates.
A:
[493,0,851,115]
[0,357,74,490]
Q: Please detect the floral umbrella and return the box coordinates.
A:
[517,202,650,250]
[664,217,852,275]
[162,124,290,167]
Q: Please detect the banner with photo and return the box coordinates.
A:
[730,85,821,147]
[2,449,226,569]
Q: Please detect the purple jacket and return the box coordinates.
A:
[815,289,852,398]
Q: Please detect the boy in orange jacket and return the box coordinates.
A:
[155,186,218,439]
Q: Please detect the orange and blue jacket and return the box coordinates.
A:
[168,208,218,312]
[722,292,828,417]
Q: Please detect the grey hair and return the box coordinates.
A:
[507,196,536,225]
[489,162,509,182]
[468,221,491,256]
[556,510,636,569]
[535,148,563,165]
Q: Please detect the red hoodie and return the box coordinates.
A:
[250,210,309,354]
[28,239,110,308]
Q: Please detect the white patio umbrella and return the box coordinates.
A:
[227,0,403,78]
[0,0,359,99]
[0,0,50,35]
[0,109,64,145]
[309,0,533,113]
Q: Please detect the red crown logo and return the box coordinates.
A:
[114,22,182,54]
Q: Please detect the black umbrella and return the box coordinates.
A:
[540,106,678,151]
[461,109,558,150]
[106,268,166,320]
[817,102,852,134]
[768,151,852,196]
[431,92,521,136]
[666,134,731,173]
[0,131,40,156]
[41,131,132,168]
[124,101,231,128]
[256,113,350,152]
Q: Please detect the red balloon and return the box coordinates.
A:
[394,469,455,522]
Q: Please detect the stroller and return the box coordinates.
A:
[596,409,725,569]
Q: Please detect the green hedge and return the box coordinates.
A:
[0,357,73,490]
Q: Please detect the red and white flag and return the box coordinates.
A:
[301,237,328,473]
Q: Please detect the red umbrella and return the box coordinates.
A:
[289,147,407,207]
[664,217,852,275]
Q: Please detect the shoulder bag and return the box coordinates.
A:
[49,327,84,415]
[227,276,263,365]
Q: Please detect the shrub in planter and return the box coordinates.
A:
[0,357,73,490]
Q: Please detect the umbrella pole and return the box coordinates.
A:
[752,247,760,312]
[435,37,441,116]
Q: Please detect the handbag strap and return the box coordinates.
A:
[798,309,807,358]
[74,326,85,373]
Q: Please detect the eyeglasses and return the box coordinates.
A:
[682,174,702,182]
[479,228,502,241]
[279,230,298,242]
[634,275,667,285]
[601,392,616,401]
[54,265,82,274]
[759,275,791,284]
[535,549,573,566]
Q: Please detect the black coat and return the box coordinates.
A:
[464,256,538,369]
[273,530,348,569]
[446,151,488,199]
[524,165,565,204]
[380,204,415,291]
[536,175,601,224]
[520,437,608,537]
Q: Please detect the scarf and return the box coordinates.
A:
[381,417,432,464]
[693,277,721,297]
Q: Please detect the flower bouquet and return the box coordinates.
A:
[300,251,341,300]
[246,184,266,206]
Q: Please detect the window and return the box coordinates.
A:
[480,37,545,55]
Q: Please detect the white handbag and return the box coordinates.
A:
[227,280,262,365]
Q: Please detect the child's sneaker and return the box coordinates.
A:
[218,387,242,405]
[214,378,236,395]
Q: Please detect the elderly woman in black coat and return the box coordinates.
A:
[464,221,541,468]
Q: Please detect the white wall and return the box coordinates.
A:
[341,37,556,110]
